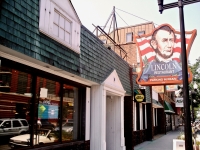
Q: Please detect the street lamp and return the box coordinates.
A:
[156,0,200,150]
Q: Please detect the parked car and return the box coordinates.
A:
[0,118,29,136]
[9,129,54,148]
[40,120,55,130]
[55,122,73,133]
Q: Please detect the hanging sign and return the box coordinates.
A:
[135,24,196,86]
[134,89,146,103]
[152,86,164,93]
[166,85,178,91]
[175,97,184,107]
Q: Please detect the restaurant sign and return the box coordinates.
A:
[135,24,196,86]
[134,89,146,103]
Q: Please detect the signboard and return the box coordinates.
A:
[40,88,48,98]
[152,86,164,93]
[134,89,146,103]
[166,85,178,91]
[135,24,196,86]
[38,100,59,119]
[152,89,158,100]
[175,98,183,107]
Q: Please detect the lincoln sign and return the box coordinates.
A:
[135,24,196,86]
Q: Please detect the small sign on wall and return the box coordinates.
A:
[40,88,48,98]
[175,98,183,107]
[134,89,146,103]
[166,85,178,91]
[173,139,185,150]
[152,86,164,93]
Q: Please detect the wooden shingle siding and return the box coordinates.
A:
[0,0,132,94]
[80,26,132,94]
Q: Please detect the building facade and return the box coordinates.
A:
[98,22,155,66]
[0,0,134,150]
[98,21,179,149]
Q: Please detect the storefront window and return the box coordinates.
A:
[0,58,84,149]
[34,77,60,145]
[62,84,78,141]
[0,65,32,149]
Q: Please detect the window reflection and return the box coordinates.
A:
[34,77,60,145]
[0,66,32,149]
[0,59,82,149]
[62,84,78,141]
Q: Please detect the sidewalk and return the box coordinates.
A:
[134,126,184,150]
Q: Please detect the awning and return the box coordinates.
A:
[152,99,163,108]
[164,101,175,114]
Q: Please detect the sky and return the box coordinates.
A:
[71,0,200,65]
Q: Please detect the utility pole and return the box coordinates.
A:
[157,0,200,149]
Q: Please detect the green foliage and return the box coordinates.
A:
[177,132,185,140]
[189,57,200,82]
[196,141,200,146]
[53,130,73,141]
[189,57,200,110]
[143,56,149,68]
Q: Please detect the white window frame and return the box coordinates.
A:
[134,102,137,131]
[138,31,145,36]
[140,103,143,130]
[39,0,80,53]
[53,10,72,45]
[126,32,133,43]
[153,108,155,126]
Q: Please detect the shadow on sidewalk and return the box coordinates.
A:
[134,126,184,150]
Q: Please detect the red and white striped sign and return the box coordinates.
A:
[136,33,193,66]
[135,24,197,86]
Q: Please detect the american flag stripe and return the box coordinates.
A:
[137,38,151,45]
[136,33,192,65]
[176,34,192,39]
[141,52,155,62]
[173,47,181,54]
[139,42,151,51]
[140,47,154,56]
[175,38,190,43]
[172,52,181,58]
[141,51,155,59]
[147,56,155,62]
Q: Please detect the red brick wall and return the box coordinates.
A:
[10,70,18,92]
[0,93,30,118]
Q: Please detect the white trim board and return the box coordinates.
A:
[0,44,97,86]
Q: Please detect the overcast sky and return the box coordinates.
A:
[72,0,200,64]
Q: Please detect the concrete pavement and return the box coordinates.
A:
[134,126,184,150]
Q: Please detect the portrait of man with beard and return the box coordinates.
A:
[140,25,182,81]
[150,25,175,62]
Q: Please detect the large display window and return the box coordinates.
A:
[62,84,78,141]
[0,58,85,149]
[0,66,32,149]
[34,77,61,145]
